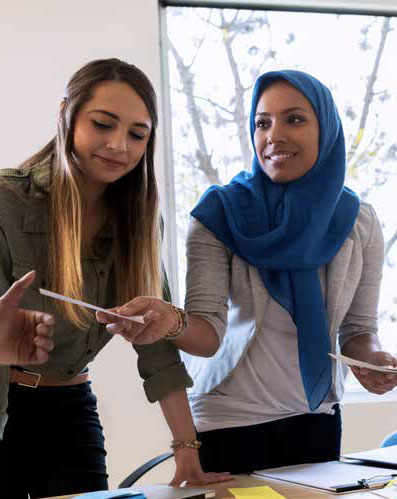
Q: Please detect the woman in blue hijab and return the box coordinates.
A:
[98,70,397,473]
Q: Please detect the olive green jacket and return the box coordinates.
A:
[0,164,192,438]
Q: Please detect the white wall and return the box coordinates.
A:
[1,0,397,489]
[342,402,397,453]
[0,1,168,215]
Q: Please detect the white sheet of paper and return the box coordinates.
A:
[39,288,145,324]
[344,445,397,465]
[329,353,397,373]
[371,484,397,498]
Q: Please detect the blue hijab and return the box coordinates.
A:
[191,70,360,411]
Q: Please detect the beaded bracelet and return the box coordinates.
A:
[164,306,188,340]
[171,439,202,451]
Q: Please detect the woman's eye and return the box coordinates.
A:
[93,120,112,129]
[129,131,145,141]
[288,115,305,125]
[255,119,270,129]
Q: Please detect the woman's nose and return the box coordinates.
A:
[105,132,129,152]
[266,123,286,144]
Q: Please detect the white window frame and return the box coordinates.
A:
[160,0,397,16]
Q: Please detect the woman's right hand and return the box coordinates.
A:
[95,297,179,345]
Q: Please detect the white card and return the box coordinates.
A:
[39,288,145,324]
[329,353,397,373]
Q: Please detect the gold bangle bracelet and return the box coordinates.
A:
[171,439,202,451]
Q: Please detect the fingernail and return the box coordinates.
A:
[145,311,156,321]
[106,323,118,333]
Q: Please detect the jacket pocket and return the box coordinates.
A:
[11,260,46,311]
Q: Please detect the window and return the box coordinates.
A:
[162,4,397,394]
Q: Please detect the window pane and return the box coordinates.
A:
[165,7,397,389]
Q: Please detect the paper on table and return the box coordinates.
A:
[343,445,397,466]
[229,486,285,498]
[371,481,397,498]
[329,353,397,373]
[39,288,145,324]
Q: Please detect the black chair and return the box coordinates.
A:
[118,452,174,488]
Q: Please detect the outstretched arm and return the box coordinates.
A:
[96,219,229,357]
[96,299,219,356]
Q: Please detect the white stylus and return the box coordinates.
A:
[39,288,145,324]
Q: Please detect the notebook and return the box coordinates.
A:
[343,446,397,469]
[253,461,397,493]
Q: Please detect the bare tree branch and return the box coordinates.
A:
[220,11,252,169]
[169,40,222,185]
[173,88,235,118]
[386,229,397,255]
[347,17,391,163]
[187,11,212,69]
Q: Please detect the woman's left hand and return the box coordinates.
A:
[95,297,178,345]
[170,449,232,486]
[351,351,397,395]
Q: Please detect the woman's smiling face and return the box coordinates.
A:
[254,80,319,183]
[73,80,152,193]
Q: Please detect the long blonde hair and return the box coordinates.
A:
[20,59,161,327]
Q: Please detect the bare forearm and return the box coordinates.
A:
[172,314,219,357]
[160,389,232,485]
[159,389,197,441]
[341,333,382,360]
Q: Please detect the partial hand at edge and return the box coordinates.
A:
[0,271,54,365]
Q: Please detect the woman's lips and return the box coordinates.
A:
[265,152,297,161]
[94,154,126,167]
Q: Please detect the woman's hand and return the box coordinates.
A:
[96,297,178,345]
[0,271,55,365]
[342,334,397,395]
[351,351,397,395]
[170,448,231,486]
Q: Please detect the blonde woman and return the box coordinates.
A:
[0,58,229,498]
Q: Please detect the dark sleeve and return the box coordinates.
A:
[133,260,192,402]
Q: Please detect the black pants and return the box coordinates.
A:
[198,404,341,474]
[0,382,108,499]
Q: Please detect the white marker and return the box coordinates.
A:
[39,288,145,324]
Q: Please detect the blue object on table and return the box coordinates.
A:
[68,488,145,499]
[381,432,397,448]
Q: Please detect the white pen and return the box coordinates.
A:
[39,288,145,324]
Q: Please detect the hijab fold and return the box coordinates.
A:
[191,70,360,411]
